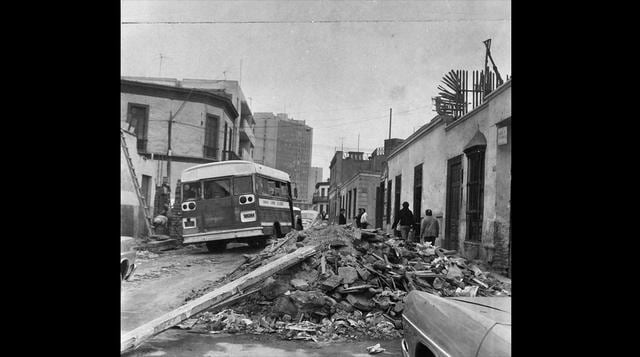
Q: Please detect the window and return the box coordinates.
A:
[182,182,202,201]
[352,188,357,218]
[256,176,290,198]
[127,103,149,152]
[223,123,228,160]
[233,176,253,195]
[204,115,219,159]
[394,175,402,220]
[386,180,392,224]
[203,178,232,199]
[465,147,486,242]
[413,164,423,226]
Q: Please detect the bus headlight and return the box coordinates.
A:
[239,195,255,205]
[182,201,196,211]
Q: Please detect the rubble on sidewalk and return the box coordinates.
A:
[185,225,511,342]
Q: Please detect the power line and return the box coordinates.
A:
[122,18,510,25]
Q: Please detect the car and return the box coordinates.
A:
[300,210,320,229]
[121,236,137,281]
[401,290,511,357]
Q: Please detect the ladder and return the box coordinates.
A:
[121,129,154,237]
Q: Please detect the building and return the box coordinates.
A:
[327,146,391,226]
[312,181,330,215]
[383,79,511,274]
[121,77,255,213]
[253,112,313,207]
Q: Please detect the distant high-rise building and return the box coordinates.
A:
[308,167,323,203]
[254,112,313,205]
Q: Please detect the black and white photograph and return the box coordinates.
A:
[121,1,511,356]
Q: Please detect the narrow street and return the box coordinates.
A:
[121,243,259,335]
[122,330,403,357]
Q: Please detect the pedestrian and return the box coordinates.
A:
[355,208,363,228]
[338,209,347,225]
[392,202,414,241]
[360,208,369,229]
[420,209,440,246]
[295,214,303,230]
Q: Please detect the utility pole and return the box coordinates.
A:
[167,111,173,191]
[357,133,360,152]
[388,108,392,139]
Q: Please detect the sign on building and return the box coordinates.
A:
[497,126,508,145]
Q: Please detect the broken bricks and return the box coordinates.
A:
[338,266,358,284]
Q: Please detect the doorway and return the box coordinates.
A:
[445,156,463,250]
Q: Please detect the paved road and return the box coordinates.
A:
[122,330,404,357]
[121,243,259,335]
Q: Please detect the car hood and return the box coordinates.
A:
[403,291,511,356]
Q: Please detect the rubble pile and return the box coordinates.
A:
[182,225,511,342]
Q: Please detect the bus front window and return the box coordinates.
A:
[183,182,201,201]
[233,176,253,195]
[204,178,232,199]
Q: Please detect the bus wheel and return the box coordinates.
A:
[273,222,283,238]
[206,241,226,253]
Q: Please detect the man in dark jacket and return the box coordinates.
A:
[392,202,414,241]
[420,209,439,246]
[338,209,347,225]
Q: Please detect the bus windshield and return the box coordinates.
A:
[182,182,201,200]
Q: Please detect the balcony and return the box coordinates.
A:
[223,150,241,161]
[312,193,329,204]
[239,118,256,147]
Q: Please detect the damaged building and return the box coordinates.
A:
[382,79,511,275]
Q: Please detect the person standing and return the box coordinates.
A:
[392,202,414,241]
[355,208,363,228]
[420,209,440,246]
[338,209,347,225]
[360,208,369,229]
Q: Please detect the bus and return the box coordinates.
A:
[179,160,295,252]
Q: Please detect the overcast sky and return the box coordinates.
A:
[121,0,511,180]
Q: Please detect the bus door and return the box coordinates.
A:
[201,177,234,229]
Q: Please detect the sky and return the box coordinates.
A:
[121,0,511,180]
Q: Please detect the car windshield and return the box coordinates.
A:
[302,211,318,220]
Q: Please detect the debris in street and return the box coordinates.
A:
[153,225,511,348]
[366,343,386,354]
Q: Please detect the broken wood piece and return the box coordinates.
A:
[371,253,385,261]
[320,255,326,274]
[121,245,320,353]
[472,277,489,288]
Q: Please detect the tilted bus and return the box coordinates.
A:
[179,161,295,252]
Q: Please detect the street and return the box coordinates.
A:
[121,243,258,335]
[122,242,404,357]
[122,329,403,357]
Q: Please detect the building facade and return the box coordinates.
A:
[121,77,254,206]
[253,112,313,207]
[383,80,511,274]
[327,149,387,225]
[312,181,330,215]
[308,167,323,204]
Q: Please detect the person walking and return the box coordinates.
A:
[392,202,414,241]
[420,209,440,246]
[338,209,347,225]
[360,208,369,229]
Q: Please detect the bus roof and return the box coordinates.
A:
[181,160,290,183]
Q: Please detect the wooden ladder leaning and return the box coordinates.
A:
[120,129,154,237]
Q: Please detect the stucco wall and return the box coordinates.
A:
[121,130,157,238]
[385,82,511,263]
[121,93,234,159]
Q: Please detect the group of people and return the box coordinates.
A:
[336,201,439,246]
[392,201,439,245]
[338,208,369,229]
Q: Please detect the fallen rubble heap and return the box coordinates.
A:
[179,224,511,342]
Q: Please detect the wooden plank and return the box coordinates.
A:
[121,244,320,353]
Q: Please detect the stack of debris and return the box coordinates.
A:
[182,225,511,342]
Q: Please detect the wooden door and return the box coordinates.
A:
[445,156,463,250]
